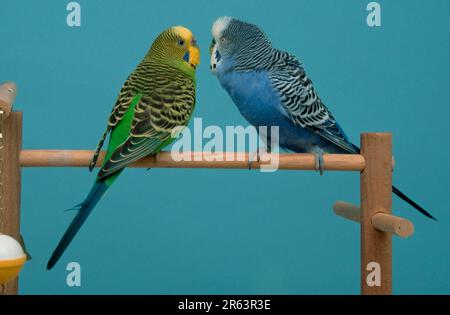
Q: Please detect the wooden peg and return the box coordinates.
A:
[332,201,414,238]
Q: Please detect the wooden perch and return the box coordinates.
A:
[19,150,366,171]
[333,201,361,222]
[371,213,414,238]
[0,111,408,295]
[333,201,414,238]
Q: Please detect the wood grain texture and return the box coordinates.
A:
[333,201,414,238]
[371,213,414,238]
[19,150,366,171]
[360,133,392,295]
[0,111,22,295]
[0,100,12,118]
[4,126,399,294]
[333,201,361,222]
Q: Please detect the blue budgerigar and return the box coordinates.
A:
[209,16,435,220]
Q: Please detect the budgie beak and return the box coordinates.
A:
[172,26,200,69]
[209,38,216,55]
[209,39,220,73]
[188,44,200,69]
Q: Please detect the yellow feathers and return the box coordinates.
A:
[172,26,200,67]
[172,26,194,41]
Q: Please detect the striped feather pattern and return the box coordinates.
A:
[226,20,353,152]
[90,28,196,171]
[97,59,195,179]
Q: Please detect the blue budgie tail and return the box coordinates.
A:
[47,180,109,270]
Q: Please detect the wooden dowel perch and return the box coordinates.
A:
[371,213,414,238]
[0,110,409,296]
[333,201,361,223]
[19,150,366,171]
[333,201,414,238]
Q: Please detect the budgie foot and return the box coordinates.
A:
[248,145,272,170]
[248,149,261,170]
[313,147,325,176]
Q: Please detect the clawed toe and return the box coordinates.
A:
[313,148,325,176]
[248,151,260,170]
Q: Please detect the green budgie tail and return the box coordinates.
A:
[47,86,140,270]
[47,178,113,270]
[48,25,199,270]
[47,93,137,270]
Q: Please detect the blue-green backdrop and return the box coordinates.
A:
[1,0,449,294]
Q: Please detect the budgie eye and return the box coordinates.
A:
[220,37,226,43]
[178,39,185,46]
[7,88,13,93]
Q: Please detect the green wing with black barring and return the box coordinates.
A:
[47,26,200,270]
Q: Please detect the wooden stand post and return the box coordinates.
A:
[360,133,392,295]
[0,111,22,295]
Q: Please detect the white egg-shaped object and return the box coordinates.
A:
[0,234,25,260]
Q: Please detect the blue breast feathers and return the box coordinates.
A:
[216,69,286,127]
[214,63,351,154]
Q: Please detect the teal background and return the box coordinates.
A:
[1,0,449,294]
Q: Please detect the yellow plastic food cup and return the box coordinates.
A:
[0,255,26,284]
[0,234,27,284]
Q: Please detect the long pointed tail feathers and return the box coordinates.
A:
[392,186,436,221]
[47,180,109,270]
[348,144,435,220]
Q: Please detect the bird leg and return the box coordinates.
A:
[313,147,325,175]
[248,147,261,170]
[248,144,272,170]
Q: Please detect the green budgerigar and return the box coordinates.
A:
[47,26,200,269]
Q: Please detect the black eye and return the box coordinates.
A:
[178,39,185,46]
[221,37,226,43]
